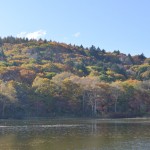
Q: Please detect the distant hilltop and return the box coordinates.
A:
[0,36,149,82]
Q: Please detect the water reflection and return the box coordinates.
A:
[0,119,149,150]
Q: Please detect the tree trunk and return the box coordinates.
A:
[2,102,6,118]
[114,99,117,113]
[94,99,97,116]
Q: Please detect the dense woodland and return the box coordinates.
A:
[0,36,150,119]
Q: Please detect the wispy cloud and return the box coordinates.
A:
[73,32,81,38]
[17,30,46,39]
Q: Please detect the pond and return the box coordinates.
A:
[0,118,149,150]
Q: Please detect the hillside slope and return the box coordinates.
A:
[0,36,150,118]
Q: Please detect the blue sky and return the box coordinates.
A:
[1,0,150,57]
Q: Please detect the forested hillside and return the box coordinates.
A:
[0,36,150,119]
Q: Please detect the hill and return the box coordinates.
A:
[0,36,150,119]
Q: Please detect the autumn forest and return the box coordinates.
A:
[0,36,150,119]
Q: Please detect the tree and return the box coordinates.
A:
[20,69,36,84]
[0,81,18,118]
[90,45,96,51]
[61,79,82,114]
[111,82,123,113]
[0,37,3,46]
[32,77,53,116]
[144,58,150,65]
[72,76,109,116]
[97,47,101,51]
[113,50,120,55]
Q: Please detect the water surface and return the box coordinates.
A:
[0,118,149,150]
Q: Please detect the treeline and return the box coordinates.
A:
[0,36,149,118]
[0,36,48,45]
[0,72,150,119]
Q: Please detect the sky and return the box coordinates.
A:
[1,0,150,57]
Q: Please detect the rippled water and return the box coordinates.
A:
[0,118,150,150]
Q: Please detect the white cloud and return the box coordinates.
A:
[17,30,46,39]
[73,32,80,38]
